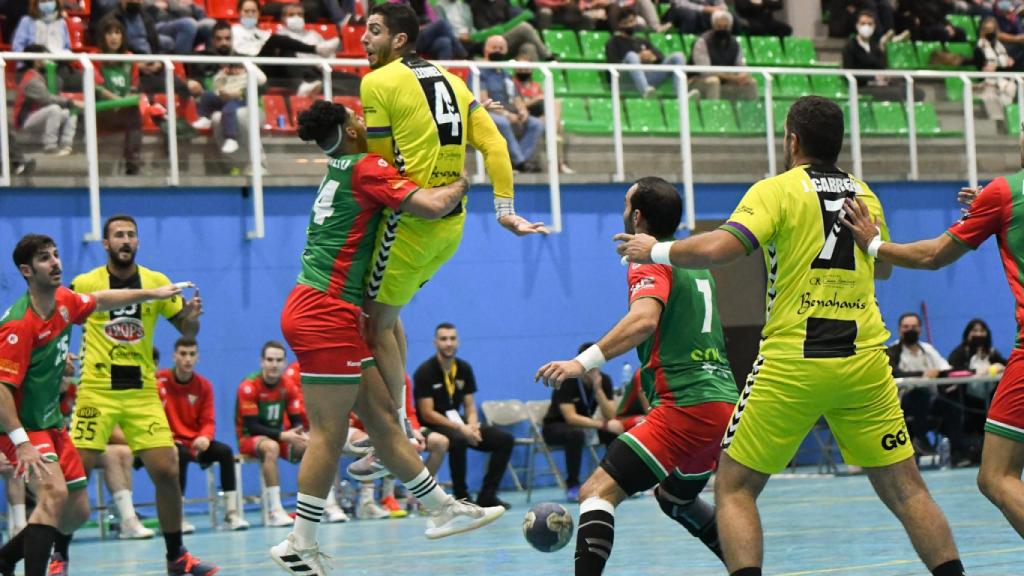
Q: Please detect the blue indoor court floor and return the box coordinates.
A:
[58,468,1022,576]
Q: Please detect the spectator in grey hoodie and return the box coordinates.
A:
[13,45,81,155]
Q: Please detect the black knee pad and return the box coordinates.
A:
[656,490,715,536]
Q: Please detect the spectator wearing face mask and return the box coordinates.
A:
[479,36,545,173]
[948,319,1007,444]
[270,3,336,96]
[232,0,340,61]
[841,10,917,102]
[606,8,685,99]
[512,52,574,174]
[11,0,83,90]
[994,0,1024,64]
[689,10,756,101]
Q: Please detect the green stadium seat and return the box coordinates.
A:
[839,101,876,134]
[561,97,608,134]
[735,100,766,134]
[915,41,943,68]
[681,34,697,55]
[647,32,685,58]
[578,30,610,62]
[944,76,980,102]
[658,3,670,16]
[531,68,568,96]
[871,101,908,135]
[663,99,702,134]
[783,36,818,66]
[944,42,973,62]
[624,98,669,134]
[773,99,791,134]
[565,69,607,96]
[749,35,784,66]
[699,99,739,134]
[912,102,952,136]
[775,74,812,98]
[947,14,977,43]
[542,29,583,61]
[886,41,917,70]
[1006,104,1021,136]
[587,97,614,132]
[810,74,848,99]
[738,35,752,62]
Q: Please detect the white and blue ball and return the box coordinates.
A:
[522,502,574,552]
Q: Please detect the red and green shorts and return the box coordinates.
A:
[985,348,1024,442]
[238,435,302,463]
[281,284,375,386]
[0,428,87,490]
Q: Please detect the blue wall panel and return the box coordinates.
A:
[0,179,1014,505]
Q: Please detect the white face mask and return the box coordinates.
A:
[857,24,875,39]
[240,16,258,30]
[286,15,305,32]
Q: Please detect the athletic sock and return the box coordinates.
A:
[112,489,138,520]
[52,532,72,559]
[223,490,239,515]
[10,504,26,530]
[931,559,965,576]
[359,481,375,505]
[403,468,450,511]
[293,493,325,549]
[266,485,284,512]
[730,569,762,576]
[381,477,396,500]
[655,491,723,560]
[22,524,57,575]
[163,531,184,561]
[575,497,615,576]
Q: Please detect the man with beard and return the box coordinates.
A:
[51,215,218,576]
[0,234,184,576]
[187,20,233,95]
[616,96,965,576]
[536,177,737,575]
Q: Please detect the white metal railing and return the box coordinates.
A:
[2,52,1022,240]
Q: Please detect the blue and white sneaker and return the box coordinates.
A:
[346,453,391,481]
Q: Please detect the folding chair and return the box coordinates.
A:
[481,400,564,502]
[525,400,600,495]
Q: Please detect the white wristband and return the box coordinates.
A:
[651,242,673,265]
[494,197,516,220]
[867,235,885,258]
[8,428,29,447]
[574,344,607,372]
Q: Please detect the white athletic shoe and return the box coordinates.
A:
[356,500,390,520]
[225,511,250,531]
[270,533,331,576]
[347,453,391,481]
[346,436,374,455]
[268,509,295,527]
[221,138,239,154]
[191,117,212,130]
[323,503,349,523]
[119,516,155,539]
[181,519,196,534]
[425,499,505,540]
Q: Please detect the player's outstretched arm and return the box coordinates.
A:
[842,196,969,270]
[93,283,186,312]
[401,176,471,219]
[536,298,662,389]
[615,230,747,268]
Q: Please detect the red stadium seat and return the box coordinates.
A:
[206,0,238,20]
[259,21,282,33]
[341,25,366,57]
[333,95,362,117]
[289,95,315,126]
[66,0,91,16]
[448,66,470,83]
[66,16,87,51]
[262,94,295,133]
[308,23,338,41]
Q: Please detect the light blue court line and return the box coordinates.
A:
[36,468,1022,575]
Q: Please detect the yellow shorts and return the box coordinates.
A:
[724,349,913,474]
[366,206,465,307]
[70,388,175,453]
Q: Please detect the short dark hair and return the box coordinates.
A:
[212,19,231,35]
[369,3,419,49]
[13,234,56,273]
[435,322,456,334]
[577,342,595,355]
[103,214,137,239]
[629,177,682,238]
[261,340,286,358]
[855,10,877,23]
[898,312,921,325]
[236,0,260,13]
[615,7,637,24]
[785,95,844,165]
[174,336,198,351]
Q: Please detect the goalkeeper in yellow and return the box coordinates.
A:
[349,3,547,478]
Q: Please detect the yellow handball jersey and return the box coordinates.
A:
[361,55,513,199]
[71,265,184,392]
[719,164,891,360]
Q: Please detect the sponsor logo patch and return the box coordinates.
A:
[59,306,69,323]
[104,317,145,343]
[76,406,101,418]
[6,334,18,345]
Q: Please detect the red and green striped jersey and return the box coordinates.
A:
[0,287,96,430]
[297,153,420,306]
[628,262,738,408]
[946,169,1024,347]
[235,373,305,439]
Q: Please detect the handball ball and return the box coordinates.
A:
[523,502,574,552]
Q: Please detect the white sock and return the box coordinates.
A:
[293,492,325,548]
[381,477,396,500]
[223,490,239,515]
[403,468,450,512]
[266,485,284,512]
[325,486,339,508]
[11,504,26,528]
[359,482,375,505]
[112,489,137,520]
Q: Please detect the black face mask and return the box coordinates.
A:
[125,2,142,14]
[902,330,920,346]
[515,72,532,81]
[987,32,998,42]
[215,45,231,55]
[969,335,987,349]
[620,26,635,36]
[713,29,730,41]
[487,52,508,61]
